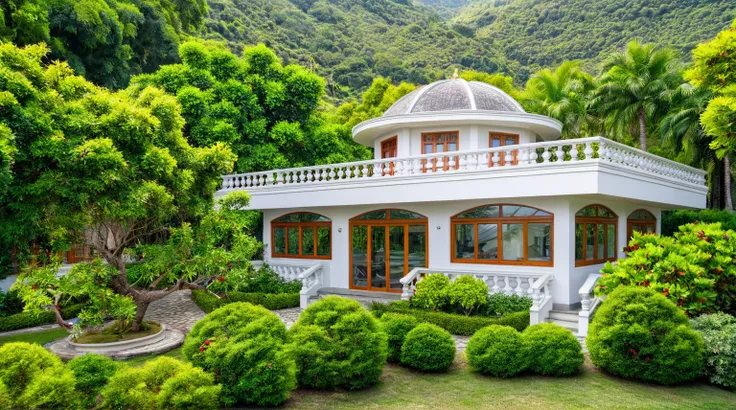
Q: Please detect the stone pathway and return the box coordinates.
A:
[144,290,205,332]
[0,322,66,338]
[272,307,302,329]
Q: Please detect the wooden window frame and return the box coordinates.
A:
[627,209,657,239]
[450,204,554,267]
[575,204,618,267]
[421,131,459,171]
[489,132,520,166]
[349,209,429,293]
[381,136,398,176]
[271,212,332,260]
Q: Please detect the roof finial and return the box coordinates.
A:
[451,69,459,80]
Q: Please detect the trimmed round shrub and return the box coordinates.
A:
[68,354,120,407]
[691,312,736,390]
[0,342,79,409]
[288,296,388,389]
[465,325,527,377]
[0,381,10,410]
[411,274,450,310]
[587,286,704,385]
[447,276,488,316]
[183,302,295,407]
[523,323,583,376]
[400,323,456,371]
[101,357,219,410]
[380,312,418,362]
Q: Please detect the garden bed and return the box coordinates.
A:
[72,321,162,344]
[191,289,300,312]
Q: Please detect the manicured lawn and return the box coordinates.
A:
[0,328,69,345]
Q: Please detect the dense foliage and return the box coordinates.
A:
[68,354,121,408]
[598,223,736,316]
[465,325,528,378]
[400,323,456,372]
[410,274,450,311]
[288,296,387,390]
[662,209,736,236]
[480,293,533,318]
[191,289,300,312]
[183,302,295,406]
[691,313,736,390]
[379,312,419,363]
[446,275,488,316]
[522,323,584,376]
[587,286,704,385]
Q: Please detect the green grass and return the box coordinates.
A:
[0,328,69,346]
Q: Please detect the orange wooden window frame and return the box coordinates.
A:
[575,204,618,267]
[627,209,657,239]
[381,136,398,175]
[421,131,459,171]
[349,209,429,293]
[489,132,520,166]
[450,204,554,267]
[271,213,332,260]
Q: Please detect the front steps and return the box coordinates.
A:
[308,287,402,308]
[546,309,585,343]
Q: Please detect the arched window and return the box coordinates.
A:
[451,204,553,266]
[271,213,331,259]
[627,209,656,238]
[350,209,428,292]
[575,205,617,266]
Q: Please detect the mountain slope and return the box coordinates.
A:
[446,0,736,76]
[200,0,516,99]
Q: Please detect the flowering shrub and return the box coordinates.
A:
[411,274,450,311]
[523,323,583,376]
[446,276,488,316]
[400,323,456,371]
[597,223,736,316]
[691,312,736,390]
[379,312,418,362]
[183,302,295,406]
[587,286,704,385]
[465,325,528,377]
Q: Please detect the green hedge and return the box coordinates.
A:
[191,290,300,313]
[661,209,736,236]
[0,303,85,332]
[371,302,529,336]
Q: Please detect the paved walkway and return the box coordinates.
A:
[144,290,206,332]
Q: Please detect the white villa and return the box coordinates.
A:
[217,78,708,337]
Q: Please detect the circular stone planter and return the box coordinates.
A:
[68,324,168,354]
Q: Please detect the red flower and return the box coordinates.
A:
[218,276,226,282]
[699,298,706,304]
[199,346,205,352]
[31,286,37,291]
[204,340,211,346]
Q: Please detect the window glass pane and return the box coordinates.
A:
[356,210,387,220]
[457,206,500,219]
[505,136,517,146]
[275,213,329,223]
[576,206,597,217]
[301,227,314,255]
[288,227,299,255]
[448,142,457,151]
[503,205,549,217]
[502,224,524,261]
[586,224,595,260]
[435,144,445,153]
[274,227,286,254]
[317,227,330,256]
[408,225,427,271]
[454,224,475,259]
[389,226,405,291]
[607,224,616,259]
[597,224,605,260]
[598,207,615,218]
[478,224,499,260]
[629,210,655,220]
[423,143,433,154]
[371,226,386,290]
[389,210,426,220]
[352,226,368,287]
[528,223,551,262]
[646,225,655,233]
[491,138,501,147]
[575,224,583,261]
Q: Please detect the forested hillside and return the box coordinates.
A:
[444,0,736,76]
[199,0,516,99]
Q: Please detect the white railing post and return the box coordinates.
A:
[529,274,554,325]
[578,273,602,338]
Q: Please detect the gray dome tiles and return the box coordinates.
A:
[383,79,525,117]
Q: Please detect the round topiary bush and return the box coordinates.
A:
[522,323,584,376]
[400,323,456,372]
[587,286,704,385]
[68,354,120,407]
[183,302,295,407]
[465,325,527,377]
[691,312,736,390]
[0,342,79,409]
[446,275,488,316]
[158,366,221,410]
[380,312,419,362]
[411,273,450,310]
[288,296,388,389]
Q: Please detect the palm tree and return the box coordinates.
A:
[594,41,683,151]
[522,61,596,139]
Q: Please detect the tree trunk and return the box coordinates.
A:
[638,107,647,152]
[725,154,734,211]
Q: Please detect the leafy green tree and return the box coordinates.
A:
[0,42,236,330]
[688,19,736,210]
[594,41,683,151]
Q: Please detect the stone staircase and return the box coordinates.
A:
[547,309,585,343]
[308,287,402,308]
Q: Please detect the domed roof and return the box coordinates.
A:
[383,78,525,117]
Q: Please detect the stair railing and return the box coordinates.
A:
[578,273,603,337]
[251,260,323,309]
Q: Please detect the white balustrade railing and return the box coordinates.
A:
[578,273,603,337]
[399,267,554,325]
[251,260,323,308]
[220,137,707,191]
